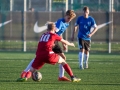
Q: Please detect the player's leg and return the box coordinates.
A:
[58,53,66,60]
[78,38,85,69]
[58,57,73,77]
[57,53,70,81]
[25,56,45,80]
[79,49,84,69]
[84,40,91,69]
[20,62,45,82]
[84,51,89,69]
[52,43,69,81]
[17,56,45,82]
[17,67,37,82]
[21,58,34,78]
[58,56,81,82]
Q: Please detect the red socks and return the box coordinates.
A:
[21,71,27,78]
[63,64,73,77]
[25,71,32,78]
[21,71,32,79]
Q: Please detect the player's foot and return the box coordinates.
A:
[84,66,88,69]
[58,76,71,81]
[80,66,84,70]
[84,63,88,69]
[71,76,81,82]
[16,78,27,82]
[21,71,27,78]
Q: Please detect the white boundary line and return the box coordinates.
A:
[0,59,114,64]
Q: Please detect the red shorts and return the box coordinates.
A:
[32,53,59,70]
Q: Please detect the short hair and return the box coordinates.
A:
[46,22,55,30]
[65,10,76,19]
[83,6,89,11]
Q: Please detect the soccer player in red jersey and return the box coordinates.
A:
[20,10,76,81]
[17,22,81,82]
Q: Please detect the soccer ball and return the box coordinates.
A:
[32,71,42,81]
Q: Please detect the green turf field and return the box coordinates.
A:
[0,52,120,90]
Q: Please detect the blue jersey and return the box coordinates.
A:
[55,18,69,36]
[75,16,97,40]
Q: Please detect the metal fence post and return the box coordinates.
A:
[23,0,27,52]
[65,0,68,52]
[108,0,114,53]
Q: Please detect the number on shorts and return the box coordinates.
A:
[40,34,50,42]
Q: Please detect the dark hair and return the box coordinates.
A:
[83,6,89,11]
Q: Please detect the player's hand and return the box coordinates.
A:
[70,43,75,47]
[87,34,92,37]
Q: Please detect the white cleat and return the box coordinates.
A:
[80,66,84,70]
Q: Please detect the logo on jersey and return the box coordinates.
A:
[0,20,12,27]
[84,25,87,29]
[34,21,112,33]
[88,22,91,26]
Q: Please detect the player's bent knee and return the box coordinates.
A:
[58,56,66,65]
[85,50,89,54]
[58,53,66,60]
[80,49,85,52]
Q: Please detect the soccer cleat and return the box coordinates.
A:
[84,63,88,69]
[58,76,71,81]
[16,78,27,82]
[71,76,81,82]
[80,66,84,70]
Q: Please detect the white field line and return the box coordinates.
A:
[0,59,113,64]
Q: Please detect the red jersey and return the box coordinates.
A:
[36,32,62,55]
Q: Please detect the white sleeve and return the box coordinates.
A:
[92,24,97,28]
[55,28,59,32]
[90,24,97,32]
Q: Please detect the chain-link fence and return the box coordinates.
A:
[0,0,120,12]
[0,0,120,53]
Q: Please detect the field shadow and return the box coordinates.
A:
[0,59,29,61]
[0,79,120,86]
[80,83,120,86]
[0,80,16,82]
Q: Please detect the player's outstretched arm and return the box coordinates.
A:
[59,34,67,50]
[60,39,75,47]
[88,27,98,37]
[71,26,78,41]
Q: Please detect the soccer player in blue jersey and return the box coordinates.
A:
[71,6,98,70]
[20,10,76,81]
[53,10,76,81]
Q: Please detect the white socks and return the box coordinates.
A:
[78,52,84,67]
[84,53,89,65]
[59,64,64,78]
[79,52,89,69]
[24,58,34,72]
